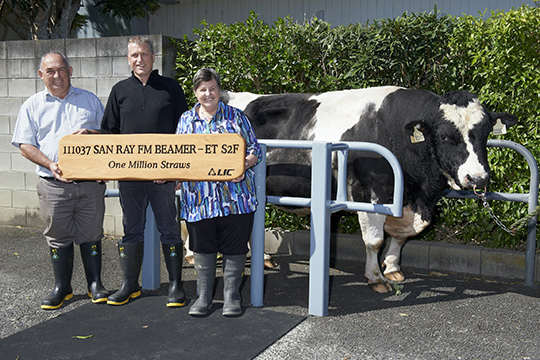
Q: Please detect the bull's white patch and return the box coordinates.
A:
[440,98,485,133]
[308,86,402,141]
[358,211,387,284]
[358,211,386,241]
[442,170,460,190]
[226,92,266,111]
[384,207,429,239]
[440,98,488,188]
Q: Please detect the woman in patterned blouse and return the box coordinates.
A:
[175,68,261,316]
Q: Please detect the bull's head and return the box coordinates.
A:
[405,91,518,191]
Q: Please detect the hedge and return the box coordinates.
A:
[172,3,540,250]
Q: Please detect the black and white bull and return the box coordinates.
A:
[222,86,518,293]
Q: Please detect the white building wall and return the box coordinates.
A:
[148,0,535,40]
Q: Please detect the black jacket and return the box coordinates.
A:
[101,70,188,134]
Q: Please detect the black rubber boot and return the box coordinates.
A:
[41,244,74,310]
[222,254,246,316]
[189,252,216,316]
[162,243,186,307]
[107,242,143,306]
[80,241,109,304]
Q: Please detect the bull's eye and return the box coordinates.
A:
[440,134,449,141]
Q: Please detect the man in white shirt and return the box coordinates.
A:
[11,52,108,310]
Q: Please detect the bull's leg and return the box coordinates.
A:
[357,212,392,293]
[382,208,430,283]
[184,236,194,265]
[180,221,194,265]
[382,236,406,282]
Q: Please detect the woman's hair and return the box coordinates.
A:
[193,67,221,91]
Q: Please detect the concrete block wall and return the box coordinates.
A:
[0,35,178,236]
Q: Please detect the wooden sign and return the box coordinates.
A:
[58,134,246,181]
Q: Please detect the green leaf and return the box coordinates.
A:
[392,283,404,296]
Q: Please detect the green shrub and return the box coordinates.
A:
[431,4,540,249]
[171,4,540,250]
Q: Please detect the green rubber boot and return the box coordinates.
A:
[107,242,143,306]
[41,244,74,310]
[80,241,109,304]
[162,243,186,307]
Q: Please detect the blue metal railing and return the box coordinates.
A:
[105,139,405,317]
[250,140,404,316]
[443,140,538,285]
[105,139,538,316]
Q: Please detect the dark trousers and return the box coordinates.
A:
[186,212,254,255]
[118,181,181,244]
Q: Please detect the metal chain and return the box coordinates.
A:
[478,193,516,236]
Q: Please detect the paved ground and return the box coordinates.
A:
[1,225,539,359]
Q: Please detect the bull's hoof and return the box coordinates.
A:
[385,271,405,282]
[264,258,278,269]
[185,254,194,265]
[368,282,392,293]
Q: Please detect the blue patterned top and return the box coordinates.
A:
[176,101,262,222]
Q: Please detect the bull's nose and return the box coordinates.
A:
[465,174,489,190]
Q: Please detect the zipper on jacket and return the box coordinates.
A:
[141,85,146,111]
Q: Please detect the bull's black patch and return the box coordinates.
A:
[226,87,516,226]
[224,87,517,290]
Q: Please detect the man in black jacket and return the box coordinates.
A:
[101,35,188,307]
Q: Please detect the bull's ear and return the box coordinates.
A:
[403,121,429,143]
[491,112,518,129]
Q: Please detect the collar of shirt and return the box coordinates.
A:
[130,69,159,85]
[43,85,78,100]
[191,101,226,124]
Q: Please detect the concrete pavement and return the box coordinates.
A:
[1,225,539,359]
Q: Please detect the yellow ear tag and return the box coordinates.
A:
[410,126,425,144]
[493,118,507,135]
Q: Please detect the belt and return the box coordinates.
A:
[40,176,61,181]
[40,176,103,184]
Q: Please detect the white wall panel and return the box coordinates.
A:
[148,0,536,39]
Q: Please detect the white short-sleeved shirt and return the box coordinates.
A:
[11,86,104,177]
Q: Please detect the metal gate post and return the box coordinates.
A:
[525,215,537,285]
[142,204,160,290]
[251,144,267,307]
[309,142,333,316]
[486,140,538,285]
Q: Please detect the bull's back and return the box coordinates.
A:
[224,87,441,202]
